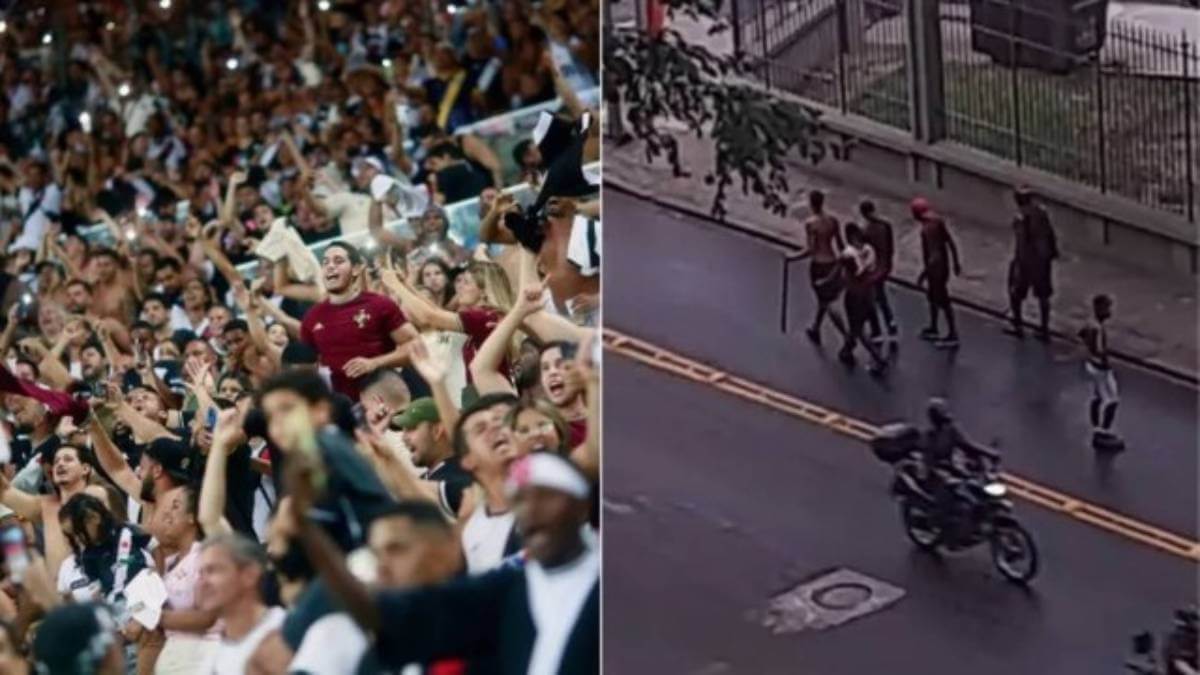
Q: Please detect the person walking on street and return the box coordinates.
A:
[1079,294,1124,451]
[839,224,889,376]
[1006,187,1059,341]
[912,197,962,349]
[860,200,897,343]
[801,190,848,345]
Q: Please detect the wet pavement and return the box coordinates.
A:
[602,187,1199,673]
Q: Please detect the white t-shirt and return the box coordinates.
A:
[526,544,600,675]
[461,503,516,574]
[289,613,369,675]
[56,548,157,604]
[208,606,286,674]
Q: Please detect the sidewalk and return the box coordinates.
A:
[605,129,1199,380]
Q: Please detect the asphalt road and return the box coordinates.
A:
[603,188,1198,538]
[602,355,1196,674]
[601,188,1199,673]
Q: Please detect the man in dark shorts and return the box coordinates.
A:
[1006,186,1059,341]
[913,197,962,348]
[801,190,848,345]
[860,200,897,343]
[840,223,888,376]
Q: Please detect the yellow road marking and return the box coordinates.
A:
[603,328,1200,563]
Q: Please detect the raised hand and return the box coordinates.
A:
[408,338,447,385]
[515,282,546,318]
[211,407,247,454]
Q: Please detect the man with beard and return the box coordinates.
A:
[79,340,108,389]
[538,342,587,447]
[140,293,177,343]
[291,451,598,675]
[90,411,191,526]
[299,241,419,400]
[285,500,471,675]
[394,397,473,518]
[1,394,60,478]
[153,258,186,305]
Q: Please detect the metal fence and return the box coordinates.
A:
[730,0,1200,221]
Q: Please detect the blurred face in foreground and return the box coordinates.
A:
[369,515,461,588]
[197,544,259,613]
[514,485,589,566]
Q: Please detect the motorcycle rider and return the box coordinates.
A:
[918,398,1001,535]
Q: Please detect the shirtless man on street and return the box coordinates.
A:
[802,190,847,344]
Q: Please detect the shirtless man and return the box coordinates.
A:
[87,248,137,324]
[802,190,847,345]
[912,198,962,348]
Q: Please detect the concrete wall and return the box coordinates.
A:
[788,107,1199,277]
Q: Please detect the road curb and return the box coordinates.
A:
[605,176,1200,389]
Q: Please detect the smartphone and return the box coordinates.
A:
[1,524,30,584]
[351,403,367,429]
[16,293,33,321]
[91,380,108,401]
[205,407,218,431]
[175,200,190,224]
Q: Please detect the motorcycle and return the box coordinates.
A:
[1126,607,1199,675]
[871,423,1040,584]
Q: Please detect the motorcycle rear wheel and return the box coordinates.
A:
[901,500,943,550]
[990,520,1039,584]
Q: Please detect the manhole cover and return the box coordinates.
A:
[758,568,905,634]
[811,582,872,610]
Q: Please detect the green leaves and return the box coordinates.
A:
[606,0,830,219]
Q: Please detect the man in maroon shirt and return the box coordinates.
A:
[300,242,420,400]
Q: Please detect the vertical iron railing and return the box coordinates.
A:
[732,0,1197,221]
[1183,35,1195,223]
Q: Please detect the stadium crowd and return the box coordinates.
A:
[0,0,600,673]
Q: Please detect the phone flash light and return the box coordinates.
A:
[226,58,239,71]
[382,58,393,69]
[79,112,92,132]
[20,293,31,305]
[118,83,131,97]
[318,0,332,11]
[41,33,52,45]
[125,228,137,241]
[159,0,171,8]
[105,21,116,31]
[0,21,7,34]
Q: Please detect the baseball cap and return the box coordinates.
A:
[505,451,591,500]
[144,438,194,482]
[390,397,440,431]
[33,603,120,675]
[909,197,932,216]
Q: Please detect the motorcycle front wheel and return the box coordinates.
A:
[901,500,943,550]
[990,520,1039,584]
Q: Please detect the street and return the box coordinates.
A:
[602,188,1199,673]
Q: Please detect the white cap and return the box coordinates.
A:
[506,452,591,500]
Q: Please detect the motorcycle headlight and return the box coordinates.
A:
[984,482,1008,498]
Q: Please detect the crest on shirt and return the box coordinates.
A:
[353,309,370,328]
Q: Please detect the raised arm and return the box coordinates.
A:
[379,267,460,332]
[458,135,505,190]
[0,472,41,522]
[478,193,519,245]
[198,409,241,538]
[407,338,461,435]
[369,199,414,251]
[469,284,543,396]
[272,258,325,304]
[88,406,142,501]
[570,333,599,482]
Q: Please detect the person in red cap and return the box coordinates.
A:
[912,197,962,348]
[1006,186,1058,341]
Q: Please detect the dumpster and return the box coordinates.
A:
[969,0,1108,73]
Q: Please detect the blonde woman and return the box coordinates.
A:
[382,260,516,390]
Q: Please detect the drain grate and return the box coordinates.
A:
[759,568,905,634]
